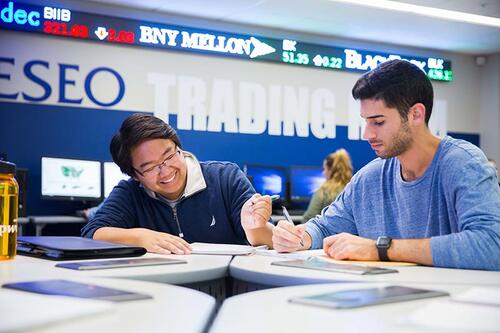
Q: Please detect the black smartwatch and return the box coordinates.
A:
[376,236,392,261]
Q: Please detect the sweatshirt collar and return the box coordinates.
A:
[182,150,207,197]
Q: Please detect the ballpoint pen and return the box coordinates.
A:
[252,194,280,206]
[282,206,304,247]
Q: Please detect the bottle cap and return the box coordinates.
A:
[0,160,16,174]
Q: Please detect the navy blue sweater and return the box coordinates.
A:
[81,161,255,245]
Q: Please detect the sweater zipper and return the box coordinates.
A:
[172,205,184,238]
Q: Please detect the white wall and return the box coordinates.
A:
[479,54,500,162]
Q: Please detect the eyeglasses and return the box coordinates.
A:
[135,148,181,178]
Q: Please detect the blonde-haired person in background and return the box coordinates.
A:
[302,149,353,222]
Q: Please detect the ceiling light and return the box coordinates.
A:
[328,0,500,28]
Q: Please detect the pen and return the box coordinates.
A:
[282,206,304,247]
[253,194,280,205]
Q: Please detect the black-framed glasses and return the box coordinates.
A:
[134,147,181,178]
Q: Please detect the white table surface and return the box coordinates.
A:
[209,282,499,333]
[230,251,500,287]
[1,252,232,285]
[1,277,215,333]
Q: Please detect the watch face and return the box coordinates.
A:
[377,236,391,247]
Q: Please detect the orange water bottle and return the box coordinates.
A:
[0,160,18,260]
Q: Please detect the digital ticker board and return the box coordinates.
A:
[0,1,453,81]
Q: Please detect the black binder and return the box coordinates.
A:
[17,236,147,261]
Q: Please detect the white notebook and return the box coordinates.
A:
[0,289,113,332]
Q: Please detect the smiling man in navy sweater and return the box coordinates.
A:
[81,113,272,254]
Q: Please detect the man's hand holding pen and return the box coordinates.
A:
[281,206,304,247]
[272,207,310,253]
[240,193,274,230]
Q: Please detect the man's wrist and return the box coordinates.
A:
[301,232,312,250]
[371,240,378,260]
[243,223,269,232]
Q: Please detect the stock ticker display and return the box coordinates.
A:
[0,1,453,81]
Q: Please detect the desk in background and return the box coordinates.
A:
[271,214,303,224]
[17,217,29,236]
[29,216,87,236]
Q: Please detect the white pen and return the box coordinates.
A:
[282,206,304,247]
[252,194,280,205]
[270,194,280,201]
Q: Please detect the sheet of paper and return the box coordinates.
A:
[406,299,500,332]
[452,287,500,307]
[255,249,323,260]
[190,242,259,255]
[0,289,113,332]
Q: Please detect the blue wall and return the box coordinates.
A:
[0,101,479,217]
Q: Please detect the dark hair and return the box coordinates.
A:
[352,59,434,124]
[110,113,181,177]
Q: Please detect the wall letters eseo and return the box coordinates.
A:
[0,57,125,107]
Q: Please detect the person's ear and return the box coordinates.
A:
[409,103,426,125]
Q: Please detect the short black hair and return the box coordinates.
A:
[110,113,181,177]
[352,59,434,124]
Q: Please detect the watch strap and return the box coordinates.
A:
[376,236,392,262]
[377,246,390,261]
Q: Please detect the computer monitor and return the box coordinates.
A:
[103,162,129,198]
[41,157,101,201]
[289,166,324,202]
[243,164,286,200]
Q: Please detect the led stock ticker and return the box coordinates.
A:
[95,26,134,44]
[0,1,453,81]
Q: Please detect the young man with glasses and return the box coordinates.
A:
[81,114,272,254]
